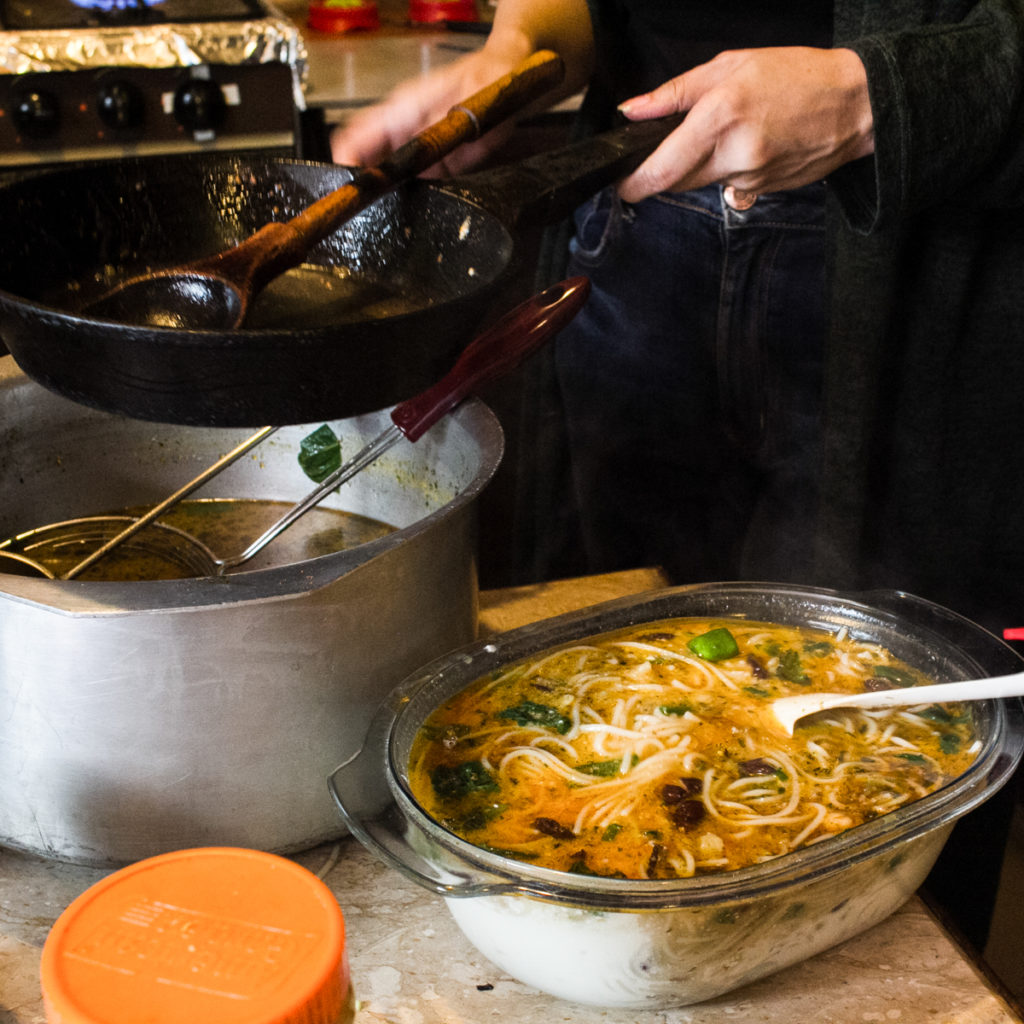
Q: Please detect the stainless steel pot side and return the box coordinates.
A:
[0,356,503,866]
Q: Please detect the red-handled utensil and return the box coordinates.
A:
[0,277,589,581]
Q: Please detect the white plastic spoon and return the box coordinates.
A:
[770,669,1024,735]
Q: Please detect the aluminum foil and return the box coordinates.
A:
[0,1,308,108]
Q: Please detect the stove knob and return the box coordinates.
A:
[97,81,144,130]
[12,90,59,139]
[172,80,226,132]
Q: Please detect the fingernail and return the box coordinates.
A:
[617,94,648,117]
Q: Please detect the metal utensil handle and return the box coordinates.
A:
[62,426,279,580]
[215,424,404,573]
[217,276,591,573]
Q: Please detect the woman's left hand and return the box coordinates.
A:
[616,46,875,203]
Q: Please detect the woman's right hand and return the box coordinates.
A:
[330,0,594,175]
[330,49,532,175]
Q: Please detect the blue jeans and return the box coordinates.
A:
[554,182,826,583]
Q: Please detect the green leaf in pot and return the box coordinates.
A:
[298,424,341,483]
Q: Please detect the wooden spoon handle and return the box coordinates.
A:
[212,51,565,288]
[296,49,564,242]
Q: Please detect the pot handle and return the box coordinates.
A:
[328,703,518,899]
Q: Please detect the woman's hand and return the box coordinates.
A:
[330,49,529,175]
[331,0,594,175]
[615,47,875,203]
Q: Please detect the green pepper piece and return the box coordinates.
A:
[687,627,739,661]
[298,424,341,483]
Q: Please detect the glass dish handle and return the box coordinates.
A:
[328,707,516,899]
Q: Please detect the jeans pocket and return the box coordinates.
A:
[567,186,625,269]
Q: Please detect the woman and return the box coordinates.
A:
[333,2,1024,957]
[333,1,1024,639]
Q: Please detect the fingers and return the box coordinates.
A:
[613,59,732,203]
[330,112,394,167]
[613,47,873,206]
[615,133,713,203]
[617,77,689,121]
[329,52,503,169]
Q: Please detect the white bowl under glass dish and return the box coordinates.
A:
[329,582,1024,1009]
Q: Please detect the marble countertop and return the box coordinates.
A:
[0,568,1020,1023]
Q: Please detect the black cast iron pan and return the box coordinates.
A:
[0,115,679,426]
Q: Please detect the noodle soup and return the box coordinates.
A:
[408,618,979,880]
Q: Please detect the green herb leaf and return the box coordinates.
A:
[777,649,810,684]
[687,627,739,661]
[894,753,927,764]
[659,702,696,716]
[873,665,919,688]
[940,733,962,755]
[298,424,341,483]
[917,705,954,724]
[803,641,833,655]
[601,823,623,841]
[496,701,572,734]
[443,803,506,832]
[430,760,499,800]
[576,759,622,777]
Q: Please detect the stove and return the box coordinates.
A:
[0,0,306,169]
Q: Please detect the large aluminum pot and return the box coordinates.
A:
[0,356,503,866]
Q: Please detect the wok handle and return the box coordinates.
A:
[440,112,687,229]
[391,275,591,442]
[212,51,565,288]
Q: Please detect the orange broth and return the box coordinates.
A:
[407,618,979,880]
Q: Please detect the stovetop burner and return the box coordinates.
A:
[1,0,268,30]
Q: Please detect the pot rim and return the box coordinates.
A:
[0,384,504,614]
[332,581,1024,910]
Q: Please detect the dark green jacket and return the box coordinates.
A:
[824,1,1024,631]
[569,0,1024,630]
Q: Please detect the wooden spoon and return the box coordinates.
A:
[84,50,564,331]
[770,670,1024,735]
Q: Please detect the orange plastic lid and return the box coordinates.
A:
[41,847,350,1024]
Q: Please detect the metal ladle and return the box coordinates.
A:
[0,277,590,581]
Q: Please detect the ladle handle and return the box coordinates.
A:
[211,51,565,287]
[834,671,1024,710]
[772,668,1024,734]
[392,276,591,441]
[218,277,590,573]
[299,49,566,241]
